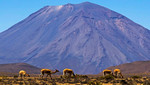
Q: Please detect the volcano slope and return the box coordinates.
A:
[0,2,150,74]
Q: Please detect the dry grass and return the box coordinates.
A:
[0,74,150,85]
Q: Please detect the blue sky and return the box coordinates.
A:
[0,0,150,32]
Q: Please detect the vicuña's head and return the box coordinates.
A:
[55,69,59,72]
[26,74,30,77]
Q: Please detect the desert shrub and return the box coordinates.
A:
[14,75,18,78]
[75,75,88,79]
[81,79,88,84]
[0,79,2,82]
[27,78,32,81]
[135,79,143,83]
[103,75,114,80]
[63,76,71,82]
[78,75,88,78]
[63,75,70,79]
[97,76,105,80]
[143,80,150,85]
[51,79,56,85]
[42,78,48,81]
[13,80,18,84]
[120,80,128,84]
[88,81,95,85]
[131,75,142,79]
[97,75,114,82]
[142,77,147,80]
[73,74,89,84]
[127,81,137,85]
[2,76,8,79]
[88,80,102,85]
[60,75,63,78]
[18,82,23,85]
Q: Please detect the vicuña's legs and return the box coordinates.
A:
[120,73,123,78]
[49,74,52,79]
[103,72,105,76]
[40,72,44,78]
[46,74,48,78]
[69,73,71,78]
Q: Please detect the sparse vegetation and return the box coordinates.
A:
[103,74,114,80]
[0,74,149,85]
[13,75,18,78]
[131,75,142,79]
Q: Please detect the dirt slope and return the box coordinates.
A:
[102,61,150,74]
[0,63,41,74]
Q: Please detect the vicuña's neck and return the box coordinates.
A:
[52,70,57,74]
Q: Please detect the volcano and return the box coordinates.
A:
[0,2,150,74]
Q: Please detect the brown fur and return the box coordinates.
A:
[114,69,123,78]
[103,69,113,76]
[40,69,59,79]
[63,68,75,77]
[19,70,30,78]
